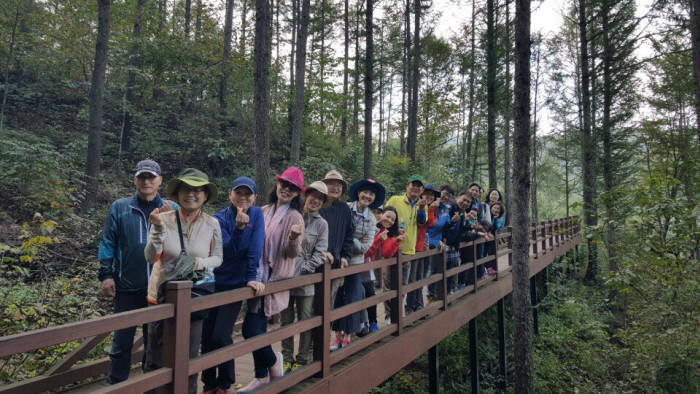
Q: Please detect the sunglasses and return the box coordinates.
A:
[279,180,300,192]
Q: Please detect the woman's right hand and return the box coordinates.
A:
[149,201,173,226]
[247,281,265,295]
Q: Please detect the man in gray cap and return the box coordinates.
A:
[97,159,173,384]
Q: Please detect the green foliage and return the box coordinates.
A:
[0,129,85,218]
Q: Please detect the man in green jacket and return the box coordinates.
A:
[384,175,428,315]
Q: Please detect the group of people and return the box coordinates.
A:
[97,159,507,394]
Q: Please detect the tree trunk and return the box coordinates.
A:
[512,0,533,391]
[0,4,21,134]
[471,128,479,182]
[486,0,497,190]
[120,0,145,155]
[407,0,420,163]
[579,0,597,282]
[273,0,280,115]
[195,0,202,40]
[531,36,540,224]
[254,0,272,198]
[504,0,512,225]
[564,120,570,217]
[83,0,111,211]
[466,0,476,183]
[185,0,192,39]
[601,0,616,272]
[341,0,349,145]
[378,23,384,156]
[241,0,249,55]
[290,0,310,164]
[692,0,700,139]
[287,0,297,141]
[352,3,361,136]
[363,0,374,178]
[220,0,234,112]
[400,0,410,156]
[320,0,326,127]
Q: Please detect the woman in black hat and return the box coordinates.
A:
[330,179,386,350]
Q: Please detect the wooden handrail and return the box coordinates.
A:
[0,304,173,357]
[0,216,581,394]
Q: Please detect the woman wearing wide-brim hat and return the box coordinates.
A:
[329,178,386,350]
[144,168,223,394]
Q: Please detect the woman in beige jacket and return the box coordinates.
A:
[143,168,222,394]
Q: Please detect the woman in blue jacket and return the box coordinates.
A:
[201,177,266,394]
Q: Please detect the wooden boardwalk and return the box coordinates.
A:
[65,254,512,393]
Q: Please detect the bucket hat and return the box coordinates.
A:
[348,179,386,210]
[304,181,332,208]
[322,169,348,194]
[275,167,305,192]
[167,168,217,203]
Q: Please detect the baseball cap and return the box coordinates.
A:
[407,174,424,185]
[231,176,257,194]
[135,159,161,177]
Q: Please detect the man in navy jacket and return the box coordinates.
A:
[202,177,265,393]
[98,159,172,385]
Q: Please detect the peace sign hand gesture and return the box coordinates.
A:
[235,206,250,229]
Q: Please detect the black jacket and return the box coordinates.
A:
[320,199,355,268]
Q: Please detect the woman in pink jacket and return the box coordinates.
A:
[239,168,305,393]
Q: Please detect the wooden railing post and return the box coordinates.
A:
[556,219,561,246]
[532,225,538,258]
[390,254,404,335]
[507,227,513,267]
[162,281,192,394]
[313,261,331,377]
[438,249,448,311]
[472,241,478,292]
[547,220,553,251]
[540,222,547,254]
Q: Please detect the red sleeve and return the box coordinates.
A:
[365,230,384,261]
[427,206,437,227]
[381,237,401,258]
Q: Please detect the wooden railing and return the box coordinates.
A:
[0,216,581,394]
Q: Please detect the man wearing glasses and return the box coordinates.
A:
[97,159,173,385]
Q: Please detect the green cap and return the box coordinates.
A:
[407,174,424,185]
[167,168,218,203]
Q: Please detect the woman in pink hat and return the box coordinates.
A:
[239,167,305,393]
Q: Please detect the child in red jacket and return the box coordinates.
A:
[362,206,406,330]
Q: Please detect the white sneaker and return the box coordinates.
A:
[238,377,269,393]
[269,351,284,379]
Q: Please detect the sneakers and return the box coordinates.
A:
[284,361,301,374]
[237,377,269,394]
[269,351,284,379]
[330,337,343,352]
[487,267,498,276]
[369,322,379,333]
[357,323,370,337]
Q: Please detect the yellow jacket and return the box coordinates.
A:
[385,194,428,255]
